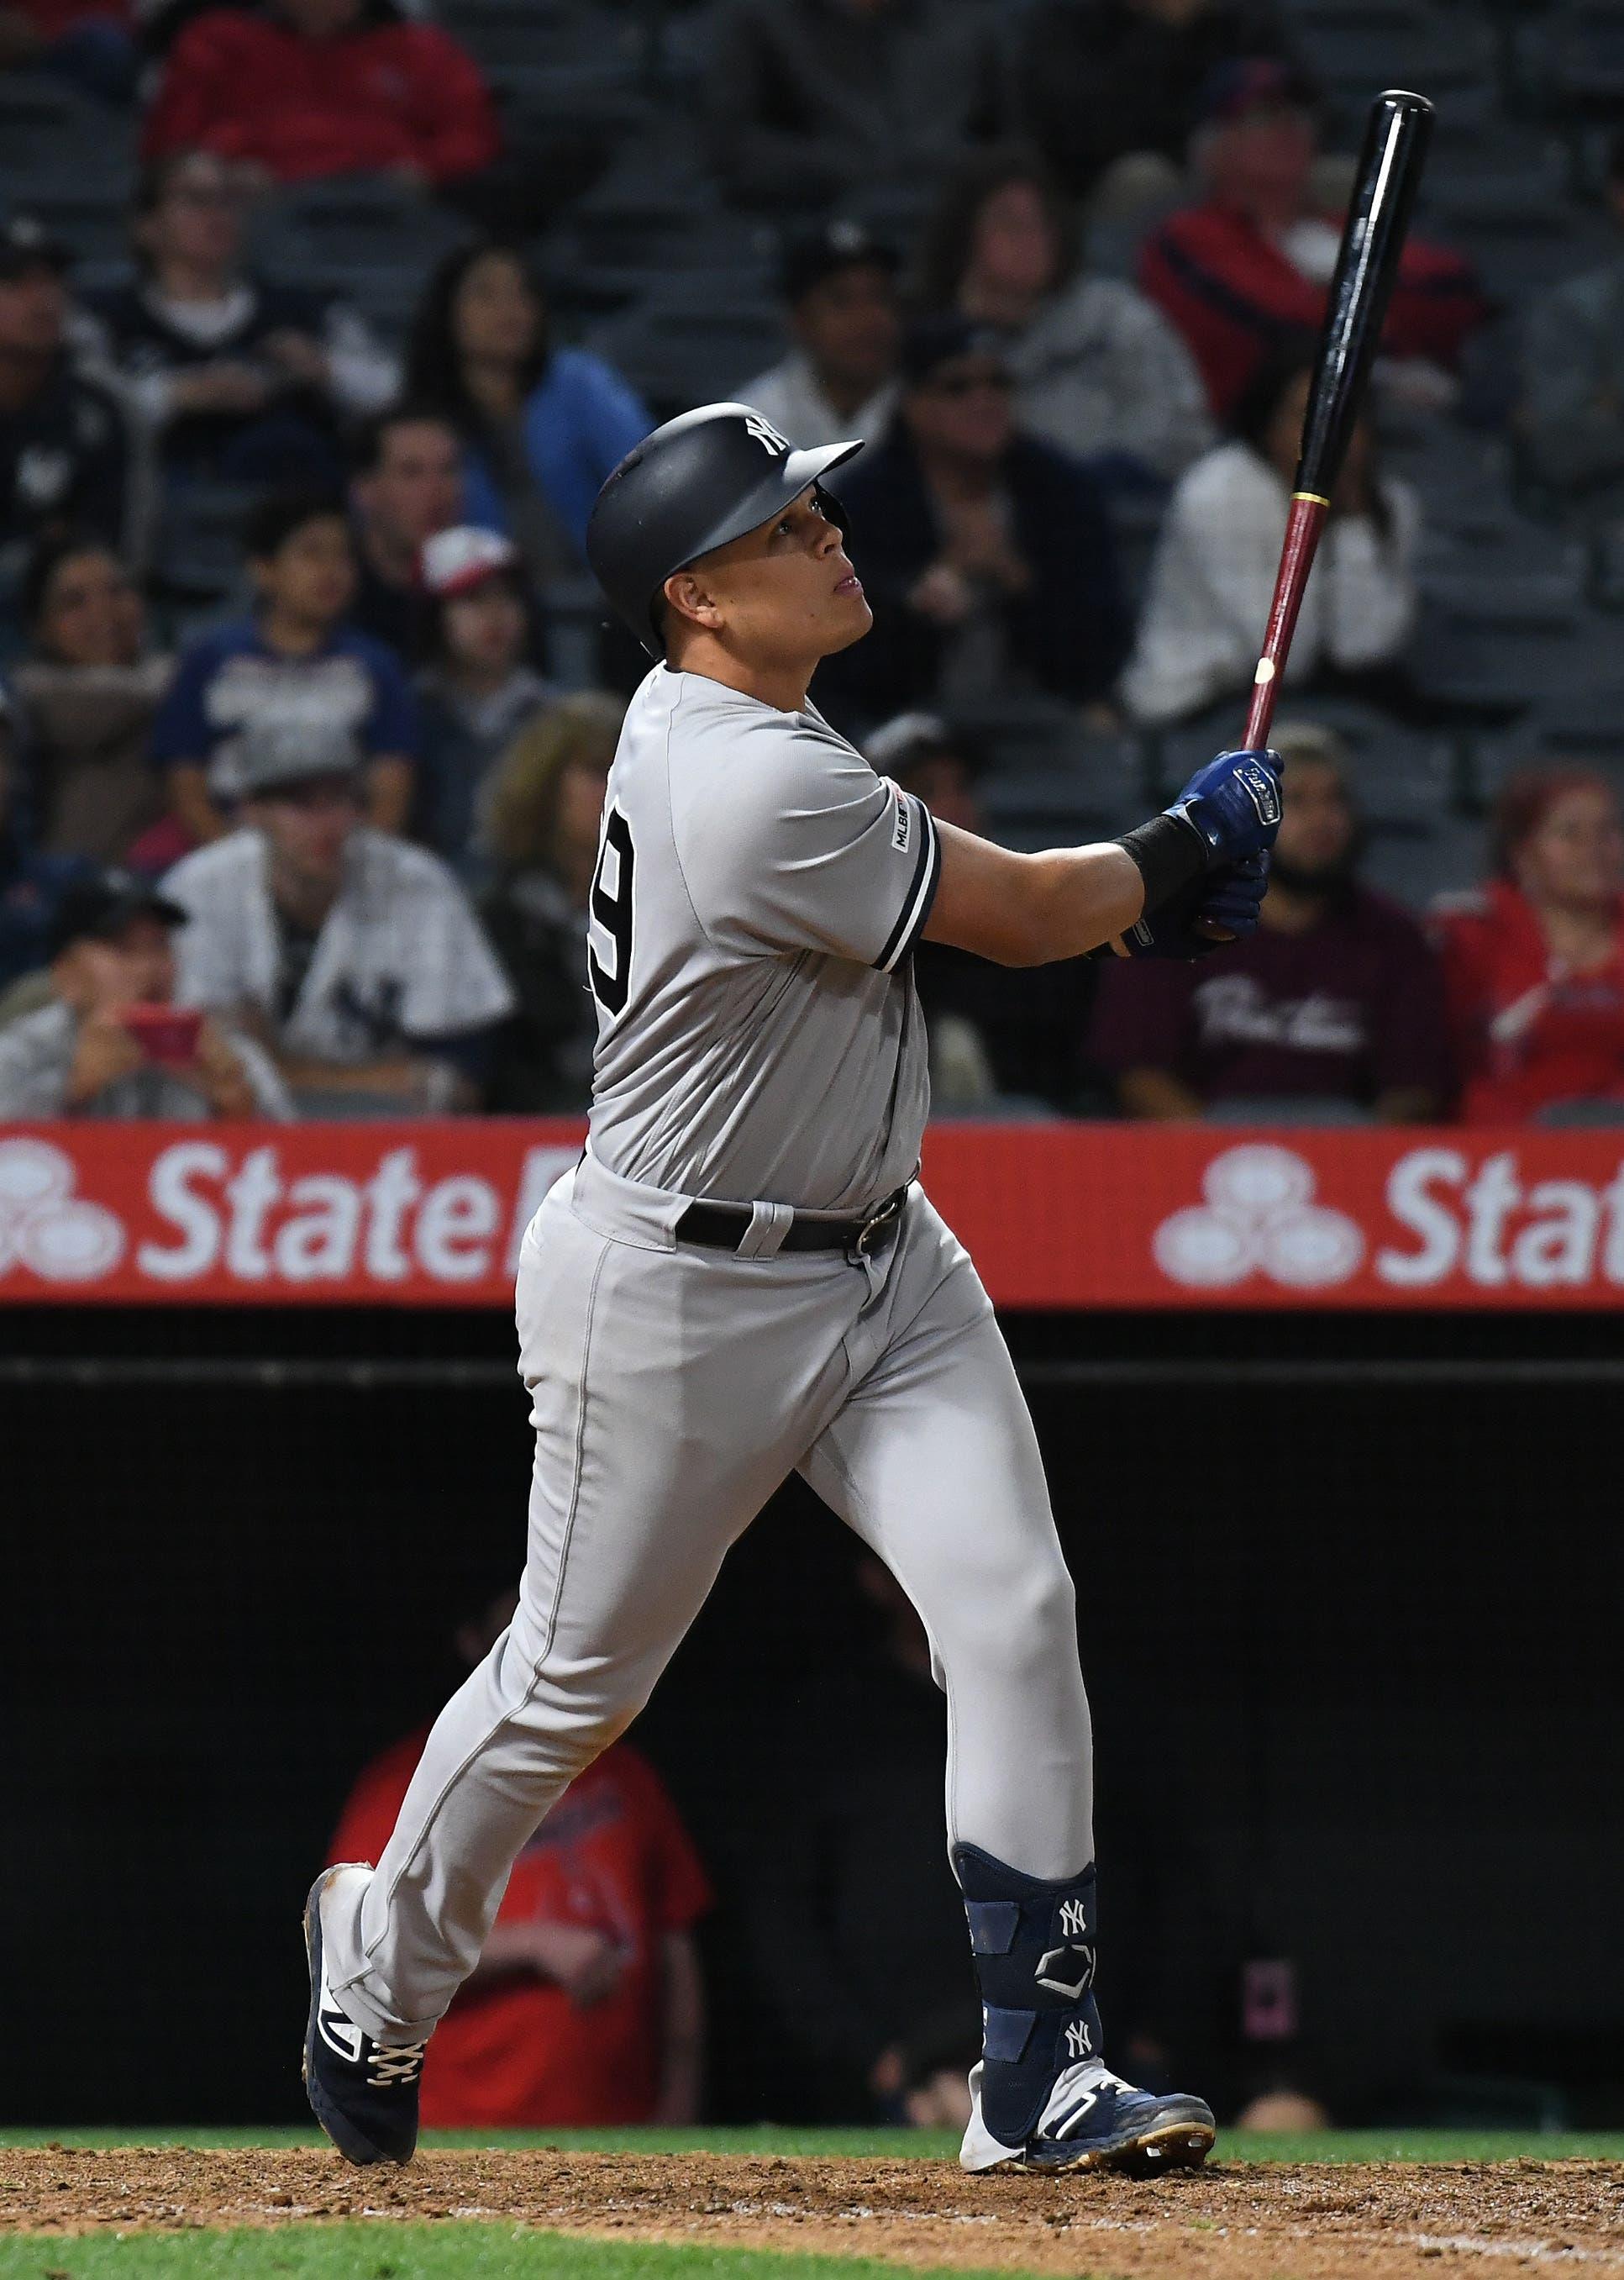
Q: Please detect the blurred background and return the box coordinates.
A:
[2,0,1623,2146]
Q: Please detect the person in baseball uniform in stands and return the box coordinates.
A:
[302,401,1283,2176]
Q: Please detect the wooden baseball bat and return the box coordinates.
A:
[1196,87,1433,940]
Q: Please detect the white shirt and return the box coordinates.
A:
[1120,440,1421,726]
[162,826,514,1066]
[735,350,901,450]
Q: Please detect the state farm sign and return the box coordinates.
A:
[0,1125,584,1303]
[2,1121,1623,1308]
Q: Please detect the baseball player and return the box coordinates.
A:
[302,403,1280,2177]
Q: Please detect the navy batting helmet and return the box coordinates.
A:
[586,402,864,656]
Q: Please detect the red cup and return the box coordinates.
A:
[121,1003,203,1067]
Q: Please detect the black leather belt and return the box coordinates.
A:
[675,1184,910,1259]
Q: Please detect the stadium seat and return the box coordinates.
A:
[586,293,784,418]
[1286,0,1495,117]
[248,180,473,282]
[151,482,260,607]
[1523,0,1624,121]
[1362,817,1486,908]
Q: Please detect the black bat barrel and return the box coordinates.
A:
[1295,88,1434,502]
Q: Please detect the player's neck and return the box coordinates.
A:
[665,637,813,715]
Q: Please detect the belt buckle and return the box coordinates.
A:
[852,1190,903,1260]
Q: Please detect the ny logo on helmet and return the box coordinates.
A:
[744,413,791,456]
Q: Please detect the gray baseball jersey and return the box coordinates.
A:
[586,664,942,1214]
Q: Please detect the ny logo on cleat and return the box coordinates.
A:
[744,413,791,455]
[1064,2018,1094,2061]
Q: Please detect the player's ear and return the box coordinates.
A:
[662,568,722,637]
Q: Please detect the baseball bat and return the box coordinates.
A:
[1195,87,1433,941]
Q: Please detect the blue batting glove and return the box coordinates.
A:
[1121,853,1269,959]
[1168,746,1284,866]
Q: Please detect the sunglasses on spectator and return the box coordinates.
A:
[923,365,1014,398]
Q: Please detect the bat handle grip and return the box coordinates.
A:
[1243,490,1330,752]
[1195,490,1329,941]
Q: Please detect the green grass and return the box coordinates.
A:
[3,2126,1623,2163]
[0,2230,1015,2280]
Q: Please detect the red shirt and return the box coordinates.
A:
[1432,878,1624,1123]
[1139,201,1490,421]
[142,9,500,185]
[329,1737,711,2126]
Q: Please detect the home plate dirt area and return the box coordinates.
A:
[4,2146,1623,2277]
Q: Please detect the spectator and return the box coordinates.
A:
[916,144,1212,483]
[0,866,292,1117]
[1522,130,1624,521]
[705,0,1011,213]
[0,719,87,992]
[10,533,171,863]
[79,151,398,491]
[479,692,622,1113]
[162,715,513,1112]
[738,1554,977,2126]
[1120,354,1419,728]
[1016,0,1296,205]
[1433,768,1624,1124]
[413,526,556,874]
[738,221,902,451]
[328,1586,710,2128]
[866,711,1101,1111]
[0,218,130,589]
[813,314,1130,733]
[1092,723,1452,1122]
[404,242,649,582]
[348,407,469,663]
[1139,59,1489,423]
[0,0,138,102]
[141,0,500,196]
[146,486,418,859]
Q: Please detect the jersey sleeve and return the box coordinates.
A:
[677,714,941,972]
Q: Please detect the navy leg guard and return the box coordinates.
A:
[953,1843,1101,2149]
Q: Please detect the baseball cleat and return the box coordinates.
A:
[960,2057,1216,2175]
[302,1864,424,2166]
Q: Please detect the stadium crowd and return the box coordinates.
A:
[4,0,1624,1125]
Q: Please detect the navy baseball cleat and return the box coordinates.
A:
[961,2056,1216,2174]
[953,1842,1215,2177]
[302,1865,425,2166]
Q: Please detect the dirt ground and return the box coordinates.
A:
[3,2147,1621,2277]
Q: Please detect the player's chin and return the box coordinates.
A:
[820,590,874,656]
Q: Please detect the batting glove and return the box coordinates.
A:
[1168,747,1284,866]
[1120,853,1269,959]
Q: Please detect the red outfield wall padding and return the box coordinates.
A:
[1,1121,1622,1308]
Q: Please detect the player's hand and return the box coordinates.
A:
[1166,747,1283,867]
[1118,854,1269,959]
[526,1921,625,2007]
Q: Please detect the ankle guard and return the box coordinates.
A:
[954,1843,1102,2148]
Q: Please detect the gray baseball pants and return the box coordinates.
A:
[323,1151,1093,2042]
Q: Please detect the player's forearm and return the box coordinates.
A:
[925,820,1146,968]
[1015,843,1148,966]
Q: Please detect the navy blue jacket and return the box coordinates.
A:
[813,424,1132,736]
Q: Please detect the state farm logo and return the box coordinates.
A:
[0,1137,125,1282]
[1154,1144,1364,1289]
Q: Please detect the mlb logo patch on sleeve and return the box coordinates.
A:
[892,791,912,855]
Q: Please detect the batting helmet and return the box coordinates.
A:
[586,402,864,656]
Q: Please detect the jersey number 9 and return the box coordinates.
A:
[588,807,636,1017]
